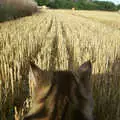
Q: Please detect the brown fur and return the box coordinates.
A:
[23,61,94,120]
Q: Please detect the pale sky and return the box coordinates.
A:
[97,0,120,5]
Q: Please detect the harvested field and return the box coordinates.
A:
[0,9,120,120]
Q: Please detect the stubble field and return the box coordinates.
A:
[0,9,120,120]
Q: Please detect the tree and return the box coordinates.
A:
[117,4,120,10]
[48,0,75,9]
[36,0,118,11]
[35,0,49,6]
[93,1,117,11]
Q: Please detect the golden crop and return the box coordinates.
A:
[0,9,120,120]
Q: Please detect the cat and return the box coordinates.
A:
[23,60,94,120]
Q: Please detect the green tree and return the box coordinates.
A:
[48,0,75,9]
[35,0,49,6]
[47,0,118,11]
[93,1,117,11]
[117,4,120,10]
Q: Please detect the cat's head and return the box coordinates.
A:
[23,61,94,120]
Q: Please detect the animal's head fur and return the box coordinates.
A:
[23,61,94,120]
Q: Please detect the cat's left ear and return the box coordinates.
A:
[29,62,47,87]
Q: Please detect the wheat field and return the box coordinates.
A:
[0,9,120,120]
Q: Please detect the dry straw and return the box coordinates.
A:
[0,9,120,120]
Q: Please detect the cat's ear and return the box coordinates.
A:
[29,62,46,87]
[78,60,92,93]
[79,60,92,75]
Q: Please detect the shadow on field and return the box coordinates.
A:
[92,58,120,120]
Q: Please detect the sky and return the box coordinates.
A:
[97,0,120,5]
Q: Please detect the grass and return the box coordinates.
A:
[0,9,120,120]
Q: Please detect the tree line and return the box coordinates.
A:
[35,0,120,11]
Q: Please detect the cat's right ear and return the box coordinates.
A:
[77,60,92,93]
[29,62,44,87]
